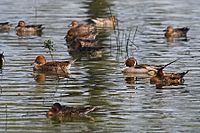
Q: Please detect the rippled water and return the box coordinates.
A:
[0,0,200,132]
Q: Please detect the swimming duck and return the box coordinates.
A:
[0,52,5,69]
[65,20,96,43]
[15,20,45,35]
[122,57,163,75]
[150,60,189,87]
[164,25,189,38]
[91,16,117,28]
[47,103,96,118]
[33,55,75,74]
[69,20,96,34]
[0,22,12,32]
[67,38,97,51]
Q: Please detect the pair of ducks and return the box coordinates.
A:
[0,20,45,35]
[65,20,97,50]
[122,57,189,87]
[65,16,117,50]
[33,58,95,118]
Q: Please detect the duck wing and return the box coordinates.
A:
[0,22,9,25]
[63,106,96,115]
[25,24,45,31]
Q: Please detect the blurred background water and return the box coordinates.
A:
[0,0,200,132]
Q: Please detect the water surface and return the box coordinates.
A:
[0,0,200,132]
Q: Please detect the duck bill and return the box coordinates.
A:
[30,62,36,66]
[67,23,72,27]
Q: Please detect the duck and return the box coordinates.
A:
[91,16,117,28]
[33,55,75,74]
[0,52,5,69]
[150,60,189,87]
[0,22,12,32]
[69,20,96,34]
[122,57,164,75]
[67,38,97,51]
[164,25,189,38]
[15,20,45,35]
[47,103,96,118]
[65,20,96,43]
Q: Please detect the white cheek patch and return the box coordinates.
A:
[134,60,137,66]
[1,57,5,65]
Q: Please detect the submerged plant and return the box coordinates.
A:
[43,39,56,60]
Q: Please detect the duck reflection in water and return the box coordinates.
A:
[33,72,71,83]
[47,103,96,122]
[68,46,103,60]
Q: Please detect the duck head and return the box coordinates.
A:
[125,57,137,67]
[34,55,46,65]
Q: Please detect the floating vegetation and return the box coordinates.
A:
[43,39,56,60]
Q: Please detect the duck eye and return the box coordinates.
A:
[35,60,41,64]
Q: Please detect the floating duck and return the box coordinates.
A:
[150,59,189,87]
[47,103,96,118]
[164,25,189,38]
[122,57,163,75]
[33,55,75,74]
[15,20,44,36]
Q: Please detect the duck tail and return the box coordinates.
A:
[39,26,45,31]
[159,58,180,71]
[90,18,98,24]
[180,70,190,78]
[184,27,190,31]
[70,59,77,64]
[84,107,96,115]
[0,22,9,25]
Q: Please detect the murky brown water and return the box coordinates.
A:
[0,0,200,132]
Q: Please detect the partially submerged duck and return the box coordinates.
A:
[47,103,96,119]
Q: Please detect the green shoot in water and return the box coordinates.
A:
[43,39,56,60]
